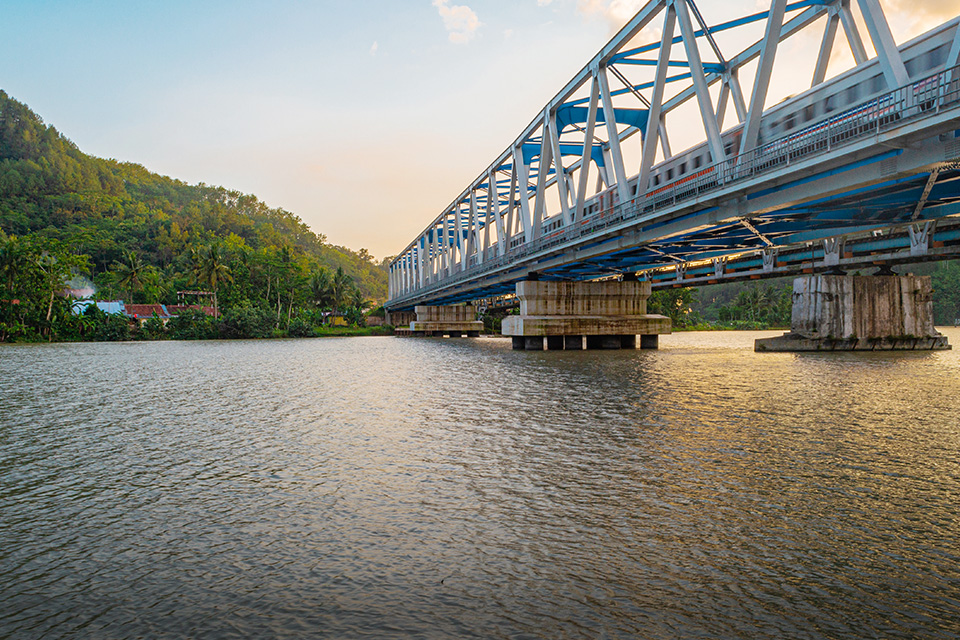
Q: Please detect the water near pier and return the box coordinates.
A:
[1,331,959,639]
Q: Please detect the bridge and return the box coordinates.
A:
[386,0,960,351]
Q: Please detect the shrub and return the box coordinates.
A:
[287,316,315,338]
[139,314,168,340]
[168,309,218,340]
[219,302,274,339]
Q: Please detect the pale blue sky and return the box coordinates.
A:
[1,0,952,257]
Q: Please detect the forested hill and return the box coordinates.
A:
[0,89,388,300]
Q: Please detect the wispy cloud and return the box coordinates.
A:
[433,0,482,44]
[537,0,554,6]
[885,0,958,21]
[370,41,379,56]
[576,0,647,33]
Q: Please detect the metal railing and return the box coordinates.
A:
[391,64,960,305]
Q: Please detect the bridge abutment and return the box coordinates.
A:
[502,281,671,350]
[756,275,951,352]
[407,305,483,338]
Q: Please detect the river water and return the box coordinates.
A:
[1,330,959,639]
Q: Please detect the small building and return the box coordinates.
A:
[124,304,173,325]
[72,300,126,315]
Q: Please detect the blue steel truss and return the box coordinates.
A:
[388,0,960,309]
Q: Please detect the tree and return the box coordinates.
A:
[112,250,146,302]
[200,244,233,318]
[329,266,352,318]
[310,268,333,311]
[349,286,368,311]
[647,287,697,327]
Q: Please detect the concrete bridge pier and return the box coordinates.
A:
[385,310,416,328]
[756,274,951,351]
[409,305,483,338]
[502,280,671,350]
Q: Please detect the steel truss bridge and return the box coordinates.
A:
[386,0,960,311]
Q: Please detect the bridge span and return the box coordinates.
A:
[386,0,960,351]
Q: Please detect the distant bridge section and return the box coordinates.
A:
[387,0,960,312]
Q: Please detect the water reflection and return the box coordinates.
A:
[1,330,958,638]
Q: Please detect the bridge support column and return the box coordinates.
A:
[756,275,951,351]
[502,280,671,350]
[385,310,416,328]
[408,305,483,338]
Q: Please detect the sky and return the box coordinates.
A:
[1,0,956,260]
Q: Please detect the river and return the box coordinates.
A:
[1,330,958,639]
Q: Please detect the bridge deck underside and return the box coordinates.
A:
[393,162,960,309]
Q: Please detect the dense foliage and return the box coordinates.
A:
[0,90,391,342]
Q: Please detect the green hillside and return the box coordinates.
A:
[0,89,391,341]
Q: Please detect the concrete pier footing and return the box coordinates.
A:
[502,280,671,350]
[404,305,484,338]
[756,275,951,352]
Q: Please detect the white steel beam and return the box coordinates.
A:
[716,78,730,129]
[455,204,465,272]
[506,163,519,242]
[532,114,551,238]
[482,188,492,261]
[813,8,840,86]
[549,109,573,226]
[575,74,600,221]
[949,22,960,67]
[514,145,534,243]
[490,170,506,256]
[675,0,725,163]
[838,0,868,64]
[658,115,672,159]
[469,191,480,265]
[638,4,677,195]
[598,65,630,204]
[740,0,788,155]
[729,71,748,122]
[856,0,909,88]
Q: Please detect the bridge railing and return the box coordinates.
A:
[392,64,960,305]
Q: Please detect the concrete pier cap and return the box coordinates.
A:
[756,274,951,352]
[501,279,671,350]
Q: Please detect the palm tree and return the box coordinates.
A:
[140,267,167,304]
[187,246,204,288]
[113,250,146,302]
[329,266,352,319]
[310,268,333,311]
[201,245,233,318]
[349,286,367,311]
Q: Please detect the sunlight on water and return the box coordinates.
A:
[1,330,959,638]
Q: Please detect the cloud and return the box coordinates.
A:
[370,41,378,56]
[577,0,647,33]
[433,0,482,44]
[884,0,959,21]
[537,0,554,6]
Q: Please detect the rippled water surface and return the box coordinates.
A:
[2,330,959,639]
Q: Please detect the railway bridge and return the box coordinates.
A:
[385,0,960,351]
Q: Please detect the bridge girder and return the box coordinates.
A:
[388,0,960,308]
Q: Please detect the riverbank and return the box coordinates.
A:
[0,323,396,344]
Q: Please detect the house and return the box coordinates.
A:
[72,300,126,315]
[124,304,173,325]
